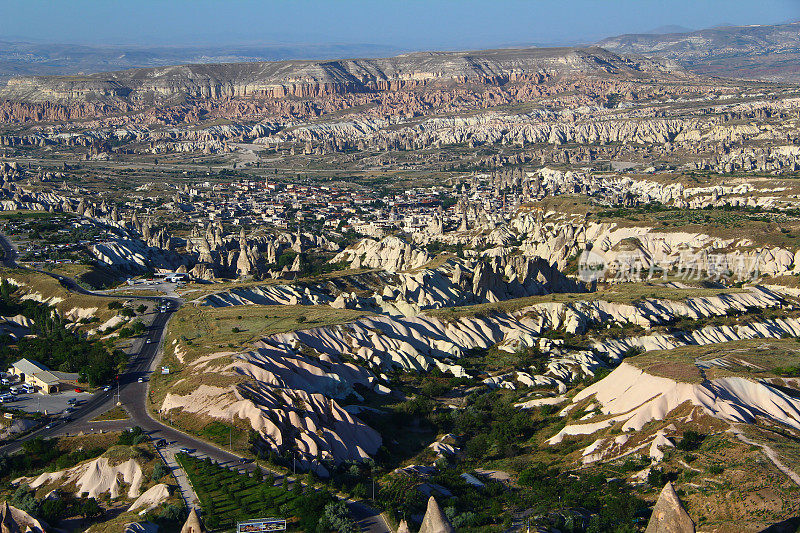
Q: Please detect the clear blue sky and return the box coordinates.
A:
[1,0,798,48]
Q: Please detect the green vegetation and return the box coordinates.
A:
[0,267,126,327]
[177,453,348,531]
[0,433,184,530]
[9,484,104,524]
[0,278,127,385]
[628,337,800,383]
[162,303,369,366]
[0,437,105,482]
[90,405,129,422]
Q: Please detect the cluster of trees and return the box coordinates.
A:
[0,279,127,386]
[180,453,346,531]
[450,392,542,460]
[0,438,105,482]
[266,251,348,278]
[517,466,647,532]
[10,485,103,524]
[365,369,650,531]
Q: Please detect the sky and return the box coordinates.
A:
[1,0,798,49]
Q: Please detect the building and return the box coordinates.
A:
[9,358,80,394]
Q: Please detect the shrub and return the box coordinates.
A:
[676,430,705,451]
[152,462,170,481]
[317,500,359,533]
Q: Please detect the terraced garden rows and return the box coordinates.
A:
[176,453,332,531]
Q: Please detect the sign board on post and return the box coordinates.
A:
[161,366,170,374]
[236,519,287,532]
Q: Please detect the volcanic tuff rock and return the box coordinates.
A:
[645,482,695,533]
[550,361,800,468]
[0,47,679,104]
[599,21,800,82]
[180,508,206,533]
[418,496,455,533]
[0,501,46,533]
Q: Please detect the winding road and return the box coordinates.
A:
[0,231,390,532]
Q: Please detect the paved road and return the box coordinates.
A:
[0,231,391,532]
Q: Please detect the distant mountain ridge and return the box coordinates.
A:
[598,21,800,82]
[0,40,401,83]
[0,46,681,104]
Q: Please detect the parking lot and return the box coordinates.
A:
[4,389,94,416]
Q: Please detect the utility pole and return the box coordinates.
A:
[293,452,296,476]
[229,426,232,450]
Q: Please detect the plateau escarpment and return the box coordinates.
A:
[0,47,676,104]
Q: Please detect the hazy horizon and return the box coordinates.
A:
[1,0,798,52]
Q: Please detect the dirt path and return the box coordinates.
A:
[729,426,800,486]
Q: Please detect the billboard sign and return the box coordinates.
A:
[236,519,287,532]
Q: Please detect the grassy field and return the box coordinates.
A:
[148,302,370,444]
[90,405,129,422]
[177,453,331,531]
[628,338,800,384]
[38,262,122,290]
[0,267,128,327]
[164,303,369,364]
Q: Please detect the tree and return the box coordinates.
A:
[152,462,170,481]
[676,430,705,451]
[9,485,39,516]
[81,498,103,519]
[317,500,359,533]
[40,497,67,524]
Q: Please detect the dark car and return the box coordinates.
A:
[155,439,167,448]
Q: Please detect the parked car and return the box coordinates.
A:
[155,439,167,448]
